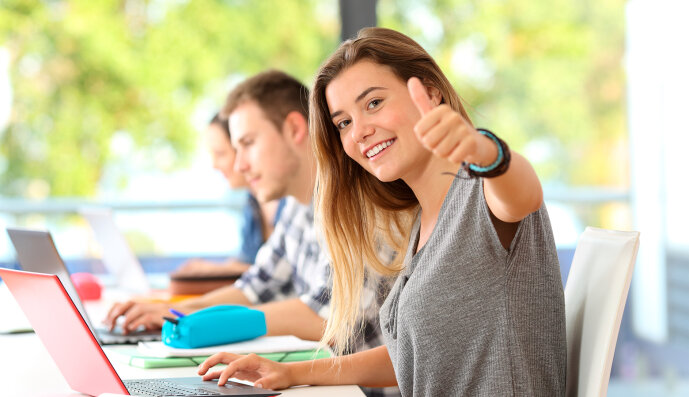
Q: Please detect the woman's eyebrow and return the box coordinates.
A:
[355,86,386,103]
[330,86,387,119]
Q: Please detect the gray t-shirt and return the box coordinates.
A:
[379,173,566,396]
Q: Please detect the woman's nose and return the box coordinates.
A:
[351,122,374,144]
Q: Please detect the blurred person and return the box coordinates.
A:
[174,113,284,277]
[103,72,330,342]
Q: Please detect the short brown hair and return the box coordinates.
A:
[221,70,310,132]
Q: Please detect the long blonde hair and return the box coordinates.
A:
[311,27,472,354]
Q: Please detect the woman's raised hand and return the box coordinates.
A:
[407,77,497,167]
[197,352,292,390]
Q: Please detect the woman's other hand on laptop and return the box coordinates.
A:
[198,352,292,390]
[103,300,174,333]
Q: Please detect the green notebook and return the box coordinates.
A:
[106,348,331,369]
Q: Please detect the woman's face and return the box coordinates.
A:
[325,60,435,183]
[205,123,247,189]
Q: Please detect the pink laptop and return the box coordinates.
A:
[0,267,279,397]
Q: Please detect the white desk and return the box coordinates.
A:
[0,332,364,397]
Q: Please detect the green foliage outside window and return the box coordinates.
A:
[0,0,627,199]
[0,0,338,198]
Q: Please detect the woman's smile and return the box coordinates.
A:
[364,138,396,160]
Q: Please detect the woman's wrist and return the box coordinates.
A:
[472,130,500,168]
[285,360,313,387]
[284,357,343,387]
[465,129,511,178]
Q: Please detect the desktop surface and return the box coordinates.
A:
[0,270,365,397]
[0,333,365,397]
[0,322,364,397]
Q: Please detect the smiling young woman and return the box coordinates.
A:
[197,27,566,397]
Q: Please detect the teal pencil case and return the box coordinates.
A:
[162,305,266,349]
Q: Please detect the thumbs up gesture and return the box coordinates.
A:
[408,77,496,166]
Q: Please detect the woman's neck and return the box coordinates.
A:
[403,156,460,251]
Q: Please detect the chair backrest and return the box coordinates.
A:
[564,227,640,397]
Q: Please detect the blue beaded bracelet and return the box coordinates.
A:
[468,129,504,173]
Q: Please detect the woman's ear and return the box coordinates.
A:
[418,78,443,106]
[282,111,309,145]
[426,85,443,107]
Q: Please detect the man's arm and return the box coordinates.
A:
[256,298,326,341]
[189,293,327,341]
[104,289,326,341]
[180,285,252,311]
[103,285,253,333]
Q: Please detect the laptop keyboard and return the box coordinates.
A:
[123,379,226,396]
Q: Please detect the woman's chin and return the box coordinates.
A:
[372,171,400,183]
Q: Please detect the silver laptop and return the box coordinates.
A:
[6,227,160,344]
[0,267,279,397]
[80,207,150,294]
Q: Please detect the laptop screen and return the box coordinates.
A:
[0,268,129,396]
[6,228,99,335]
[80,208,150,293]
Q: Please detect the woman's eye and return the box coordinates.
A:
[336,120,350,130]
[367,99,381,110]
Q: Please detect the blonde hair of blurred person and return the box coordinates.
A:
[176,114,283,276]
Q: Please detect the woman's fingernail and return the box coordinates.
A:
[255,383,263,388]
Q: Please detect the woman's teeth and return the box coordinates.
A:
[366,139,395,158]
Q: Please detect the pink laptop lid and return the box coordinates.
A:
[0,268,129,396]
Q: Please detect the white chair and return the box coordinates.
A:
[564,227,640,397]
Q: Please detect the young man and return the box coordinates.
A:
[104,71,325,342]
